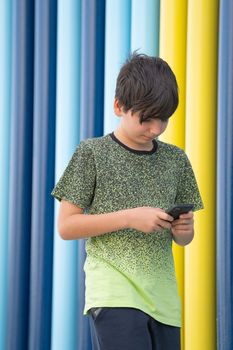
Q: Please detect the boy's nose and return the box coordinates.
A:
[149,130,159,138]
[149,126,162,137]
[149,120,167,136]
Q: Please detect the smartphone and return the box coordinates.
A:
[166,204,194,220]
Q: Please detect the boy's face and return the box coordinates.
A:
[114,99,169,150]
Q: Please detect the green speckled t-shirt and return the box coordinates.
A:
[51,133,204,327]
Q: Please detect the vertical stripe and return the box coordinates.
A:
[0,1,12,349]
[7,1,35,349]
[29,1,57,349]
[217,1,233,349]
[78,1,105,348]
[104,0,131,135]
[51,1,81,349]
[131,0,160,55]
[185,1,218,348]
[159,1,187,348]
[80,0,105,140]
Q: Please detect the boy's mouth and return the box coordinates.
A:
[143,135,154,140]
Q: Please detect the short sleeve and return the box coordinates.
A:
[51,141,96,209]
[175,152,204,212]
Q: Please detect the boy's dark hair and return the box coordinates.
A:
[115,52,179,123]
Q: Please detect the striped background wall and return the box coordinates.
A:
[0,1,232,349]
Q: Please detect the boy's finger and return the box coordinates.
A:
[179,211,193,219]
[170,218,189,226]
[159,212,174,222]
[172,219,193,227]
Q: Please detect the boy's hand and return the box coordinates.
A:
[127,207,174,233]
[171,211,194,246]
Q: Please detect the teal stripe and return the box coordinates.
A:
[131,0,160,55]
[0,1,12,349]
[51,1,81,349]
[104,0,131,134]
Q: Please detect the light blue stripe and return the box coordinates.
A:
[0,1,12,349]
[51,1,81,349]
[131,0,160,55]
[104,0,131,135]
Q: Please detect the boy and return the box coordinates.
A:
[51,53,203,350]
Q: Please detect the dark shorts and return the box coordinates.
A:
[88,307,180,350]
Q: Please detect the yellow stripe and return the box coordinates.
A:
[185,1,218,348]
[159,1,188,348]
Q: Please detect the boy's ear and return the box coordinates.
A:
[113,98,123,116]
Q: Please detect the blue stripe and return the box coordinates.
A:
[80,0,105,140]
[28,1,57,349]
[94,0,105,137]
[7,1,35,349]
[217,1,233,349]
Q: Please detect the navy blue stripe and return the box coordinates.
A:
[28,1,57,349]
[94,0,105,137]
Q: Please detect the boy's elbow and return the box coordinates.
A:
[57,220,83,240]
[57,222,71,240]
[57,201,84,240]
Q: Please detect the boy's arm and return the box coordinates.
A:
[57,200,174,240]
[58,200,129,239]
